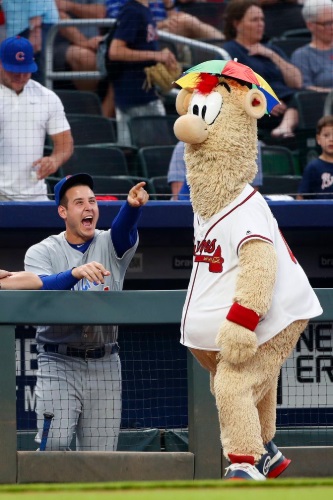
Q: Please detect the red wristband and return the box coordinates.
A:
[226,302,260,331]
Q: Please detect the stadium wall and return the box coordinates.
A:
[0,289,333,483]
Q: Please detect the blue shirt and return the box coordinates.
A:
[105,0,167,22]
[291,44,333,90]
[298,157,333,199]
[112,0,159,110]
[3,0,59,37]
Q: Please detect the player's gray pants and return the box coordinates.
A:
[34,347,121,451]
[116,99,166,146]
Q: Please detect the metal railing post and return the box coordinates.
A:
[44,19,230,90]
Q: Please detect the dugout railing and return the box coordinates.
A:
[44,18,231,90]
[0,289,333,483]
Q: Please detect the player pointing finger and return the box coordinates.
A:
[24,173,147,451]
[128,182,149,207]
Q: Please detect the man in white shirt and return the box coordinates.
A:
[0,36,73,201]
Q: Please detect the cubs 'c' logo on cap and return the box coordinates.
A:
[15,51,25,62]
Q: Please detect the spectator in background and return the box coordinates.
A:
[102,0,224,117]
[291,0,333,93]
[168,140,264,200]
[297,115,333,199]
[105,0,224,40]
[149,0,224,40]
[0,36,73,201]
[108,0,178,145]
[0,269,42,289]
[2,0,59,83]
[167,141,187,200]
[222,0,302,139]
[54,0,106,92]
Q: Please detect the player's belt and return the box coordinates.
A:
[42,343,118,359]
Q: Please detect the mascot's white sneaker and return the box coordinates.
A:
[224,453,270,481]
[265,440,291,478]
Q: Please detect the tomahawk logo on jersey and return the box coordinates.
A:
[194,239,224,273]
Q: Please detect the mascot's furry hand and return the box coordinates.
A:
[216,320,258,364]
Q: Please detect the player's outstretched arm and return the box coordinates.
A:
[111,183,148,257]
[0,271,43,290]
[127,182,149,207]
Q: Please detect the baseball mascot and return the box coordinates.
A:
[173,60,323,480]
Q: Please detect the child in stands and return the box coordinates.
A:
[297,115,333,199]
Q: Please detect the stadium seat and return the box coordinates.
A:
[45,176,61,200]
[261,175,302,196]
[261,145,297,175]
[62,146,129,177]
[92,175,136,200]
[294,91,327,130]
[268,37,309,58]
[149,176,172,200]
[323,90,333,116]
[137,145,175,178]
[280,28,311,39]
[66,114,117,145]
[128,115,178,149]
[55,90,103,115]
[86,143,139,176]
[293,91,326,170]
[263,5,308,41]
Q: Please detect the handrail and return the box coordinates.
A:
[44,18,230,90]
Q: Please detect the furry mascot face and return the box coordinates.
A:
[173,73,267,219]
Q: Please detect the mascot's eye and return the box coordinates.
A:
[190,92,222,125]
[204,92,223,125]
[190,93,206,117]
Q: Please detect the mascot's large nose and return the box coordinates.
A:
[174,115,209,144]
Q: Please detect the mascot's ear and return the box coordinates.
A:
[176,88,193,116]
[243,89,267,119]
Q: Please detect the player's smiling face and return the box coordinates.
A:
[58,185,99,244]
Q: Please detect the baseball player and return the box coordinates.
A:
[24,173,149,451]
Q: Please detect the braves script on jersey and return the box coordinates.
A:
[181,184,322,350]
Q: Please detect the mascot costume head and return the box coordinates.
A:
[173,60,323,480]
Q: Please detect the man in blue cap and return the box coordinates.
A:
[1,0,59,84]
[24,174,149,450]
[0,36,73,201]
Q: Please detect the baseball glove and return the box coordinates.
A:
[143,61,182,94]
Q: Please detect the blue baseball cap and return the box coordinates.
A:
[54,174,94,206]
[0,36,38,73]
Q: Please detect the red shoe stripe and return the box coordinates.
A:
[228,454,255,465]
[267,458,291,478]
